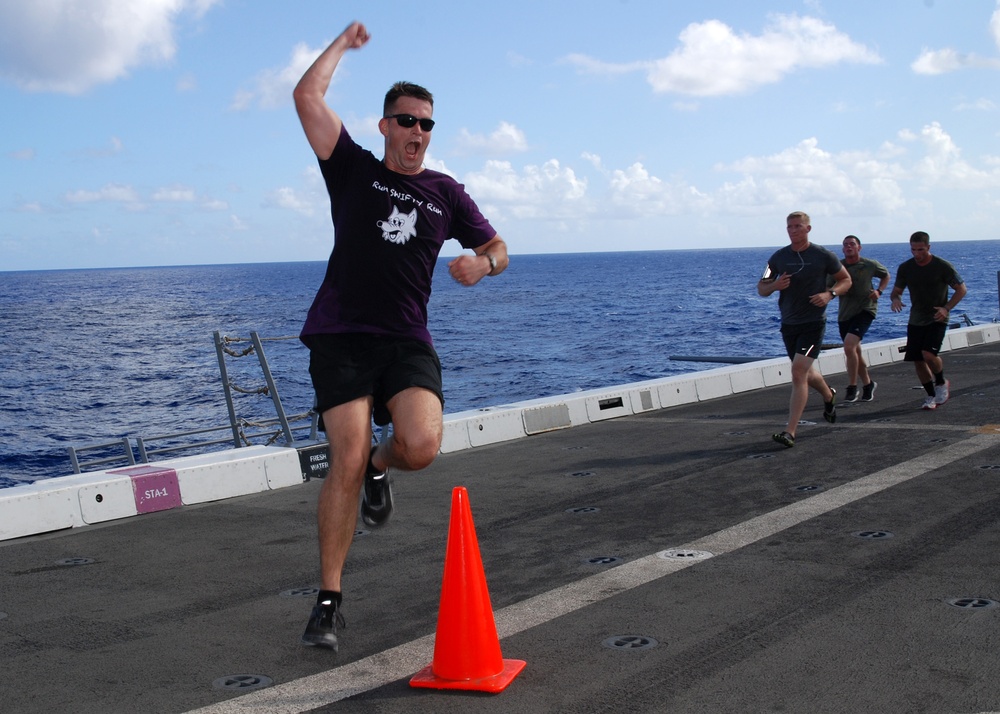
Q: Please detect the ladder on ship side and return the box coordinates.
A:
[201,330,319,456]
[68,331,319,473]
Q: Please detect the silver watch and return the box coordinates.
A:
[485,253,497,273]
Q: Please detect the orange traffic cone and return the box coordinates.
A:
[410,486,526,692]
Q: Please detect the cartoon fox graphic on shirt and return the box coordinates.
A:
[377,206,418,245]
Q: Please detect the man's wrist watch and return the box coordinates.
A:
[829,289,837,297]
[485,253,497,274]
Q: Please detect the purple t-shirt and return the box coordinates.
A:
[301,126,496,345]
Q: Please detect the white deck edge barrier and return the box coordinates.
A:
[3,326,997,542]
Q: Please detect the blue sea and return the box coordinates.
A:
[2,242,999,488]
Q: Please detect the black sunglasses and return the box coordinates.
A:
[385,113,435,132]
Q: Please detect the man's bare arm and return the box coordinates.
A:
[293,21,370,160]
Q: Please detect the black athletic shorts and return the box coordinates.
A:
[903,322,947,362]
[303,333,444,427]
[838,311,875,341]
[780,320,826,361]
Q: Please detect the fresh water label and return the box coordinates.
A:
[297,443,330,481]
[109,465,182,514]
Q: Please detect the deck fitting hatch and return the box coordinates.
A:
[55,557,95,566]
[280,587,319,598]
[602,635,659,651]
[584,556,621,565]
[947,598,998,610]
[658,549,712,561]
[854,530,893,539]
[212,674,273,691]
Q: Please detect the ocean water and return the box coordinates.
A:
[2,242,998,487]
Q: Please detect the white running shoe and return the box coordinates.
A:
[934,379,950,405]
[921,395,937,411]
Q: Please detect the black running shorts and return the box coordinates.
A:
[838,311,875,341]
[304,333,444,427]
[903,322,947,362]
[780,320,826,361]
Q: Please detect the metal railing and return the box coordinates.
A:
[67,437,136,474]
[68,331,319,474]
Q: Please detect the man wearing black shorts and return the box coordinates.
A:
[758,211,851,448]
[890,231,966,410]
[293,21,508,651]
[833,235,889,403]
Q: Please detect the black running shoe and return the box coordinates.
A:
[823,387,837,423]
[301,602,346,650]
[843,385,858,403]
[861,381,876,402]
[361,447,393,527]
[772,431,795,448]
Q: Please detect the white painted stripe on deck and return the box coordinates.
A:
[187,433,998,714]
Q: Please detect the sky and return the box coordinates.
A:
[2,0,1000,271]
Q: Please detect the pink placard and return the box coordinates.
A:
[110,465,182,514]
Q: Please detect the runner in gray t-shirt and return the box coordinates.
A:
[757,211,851,448]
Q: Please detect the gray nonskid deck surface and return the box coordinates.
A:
[2,343,999,714]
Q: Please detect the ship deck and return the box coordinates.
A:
[2,341,1000,714]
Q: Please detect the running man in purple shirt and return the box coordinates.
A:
[294,20,509,652]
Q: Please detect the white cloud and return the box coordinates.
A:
[909,121,1000,189]
[565,14,881,97]
[85,137,124,158]
[176,72,197,92]
[910,48,1000,75]
[261,163,331,218]
[463,159,588,220]
[608,163,713,216]
[150,185,227,210]
[545,122,998,223]
[266,187,314,215]
[348,114,384,138]
[65,183,141,204]
[581,152,604,171]
[232,41,324,111]
[561,53,645,77]
[955,98,997,111]
[912,3,1000,74]
[911,48,967,75]
[422,153,455,178]
[992,2,1000,48]
[9,148,36,160]
[716,138,907,215]
[455,122,529,155]
[152,186,197,202]
[479,124,1000,227]
[506,51,533,68]
[876,140,908,160]
[0,0,222,94]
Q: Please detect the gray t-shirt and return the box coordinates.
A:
[836,257,890,322]
[765,243,843,325]
[893,255,964,326]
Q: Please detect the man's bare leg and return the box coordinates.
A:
[317,396,374,593]
[373,386,443,473]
